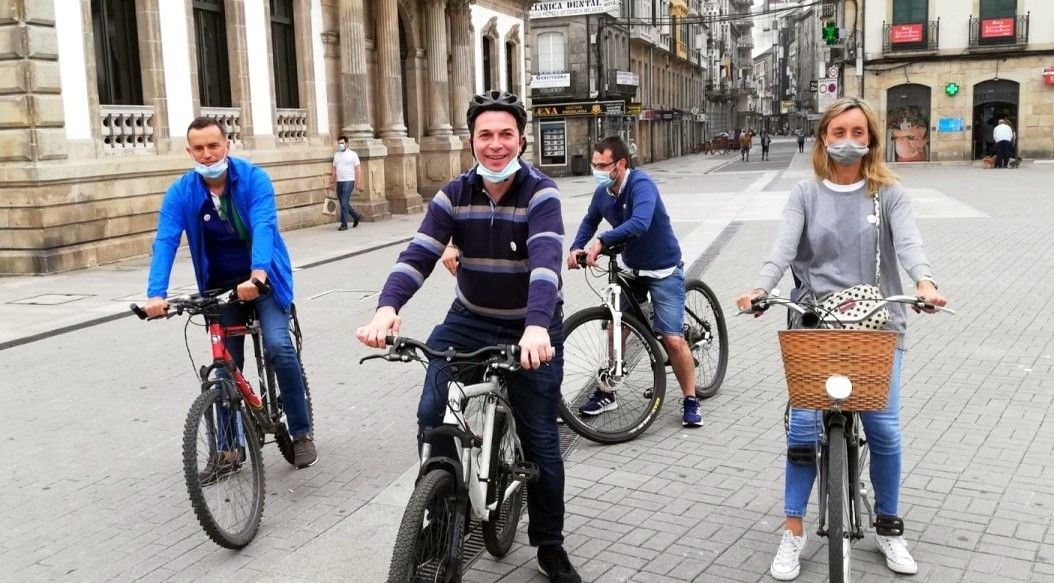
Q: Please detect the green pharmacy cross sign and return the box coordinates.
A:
[945,82,960,96]
[823,22,839,45]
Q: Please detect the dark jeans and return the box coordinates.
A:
[336,180,361,226]
[214,294,312,449]
[797,141,805,153]
[418,300,565,547]
[762,145,770,160]
[996,140,1013,168]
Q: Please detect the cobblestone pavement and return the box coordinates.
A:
[2,142,1052,582]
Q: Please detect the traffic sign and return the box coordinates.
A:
[817,77,839,111]
[828,65,840,78]
[810,80,818,93]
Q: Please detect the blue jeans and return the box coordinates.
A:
[215,294,312,448]
[784,348,905,518]
[418,300,566,547]
[624,266,685,335]
[336,181,361,226]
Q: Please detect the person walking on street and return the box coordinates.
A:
[356,90,582,583]
[145,117,317,469]
[735,97,947,581]
[796,130,806,153]
[567,136,703,429]
[740,130,753,162]
[993,118,1015,169]
[761,133,772,161]
[330,135,362,230]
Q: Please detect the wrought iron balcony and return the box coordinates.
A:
[969,13,1029,48]
[882,19,940,53]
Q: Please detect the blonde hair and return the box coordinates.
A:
[811,97,898,196]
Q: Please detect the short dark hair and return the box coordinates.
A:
[338,135,348,143]
[186,116,226,138]
[594,136,632,167]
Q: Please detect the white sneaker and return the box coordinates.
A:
[770,530,807,581]
[874,534,919,574]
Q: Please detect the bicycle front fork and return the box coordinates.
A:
[816,417,867,541]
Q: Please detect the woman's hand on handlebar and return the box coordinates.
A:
[914,281,947,314]
[144,296,169,319]
[735,289,768,316]
[357,306,401,348]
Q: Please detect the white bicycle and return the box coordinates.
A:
[361,336,537,583]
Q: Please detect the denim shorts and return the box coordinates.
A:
[625,266,685,336]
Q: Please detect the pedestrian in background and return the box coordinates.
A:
[735,97,947,581]
[796,130,806,153]
[740,130,753,162]
[761,133,772,161]
[993,118,1015,169]
[330,135,362,230]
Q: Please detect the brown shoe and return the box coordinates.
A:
[293,437,318,468]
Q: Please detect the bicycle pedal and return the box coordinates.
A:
[513,462,539,483]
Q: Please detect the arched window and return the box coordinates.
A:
[91,0,143,105]
[193,0,231,107]
[886,83,931,163]
[270,0,299,108]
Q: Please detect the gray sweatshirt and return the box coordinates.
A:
[754,178,933,343]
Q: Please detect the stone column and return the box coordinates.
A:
[418,0,463,199]
[338,0,390,221]
[447,0,475,170]
[375,0,422,214]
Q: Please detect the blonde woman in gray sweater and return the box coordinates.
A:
[736,97,948,581]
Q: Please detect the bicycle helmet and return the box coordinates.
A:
[466,90,528,134]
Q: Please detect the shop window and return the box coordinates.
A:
[539,121,567,166]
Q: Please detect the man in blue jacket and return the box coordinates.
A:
[144,117,316,471]
[567,136,702,427]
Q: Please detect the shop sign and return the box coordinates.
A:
[533,100,625,118]
[981,18,1014,39]
[1045,66,1054,86]
[531,73,571,89]
[626,102,643,116]
[937,117,965,133]
[529,0,620,20]
[616,71,639,86]
[639,109,656,121]
[890,23,923,44]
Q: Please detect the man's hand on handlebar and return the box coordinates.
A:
[566,249,585,270]
[584,239,604,267]
[236,270,269,302]
[518,325,553,370]
[143,296,169,319]
[356,306,401,349]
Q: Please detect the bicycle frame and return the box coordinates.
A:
[202,317,264,410]
[419,372,526,524]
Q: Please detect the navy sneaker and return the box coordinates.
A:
[682,396,703,427]
[579,389,617,416]
[537,545,581,583]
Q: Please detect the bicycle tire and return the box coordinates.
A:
[827,425,852,583]
[559,307,666,444]
[481,409,523,557]
[684,280,728,399]
[183,385,265,549]
[387,469,464,583]
[276,351,314,467]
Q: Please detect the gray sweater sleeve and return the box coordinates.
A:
[754,183,805,292]
[885,184,932,283]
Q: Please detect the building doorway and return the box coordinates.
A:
[972,79,1018,159]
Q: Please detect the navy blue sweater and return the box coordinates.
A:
[570,169,682,271]
[378,162,564,328]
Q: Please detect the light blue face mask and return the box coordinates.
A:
[593,169,615,189]
[194,158,228,180]
[338,143,346,152]
[476,157,521,183]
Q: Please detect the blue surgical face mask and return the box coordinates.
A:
[194,158,228,180]
[826,139,870,166]
[476,157,521,183]
[593,169,615,189]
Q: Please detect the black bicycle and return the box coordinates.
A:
[746,292,953,582]
[559,247,728,443]
[131,284,313,548]
[361,336,537,583]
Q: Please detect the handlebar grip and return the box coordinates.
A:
[251,277,272,294]
[575,252,588,267]
[129,303,149,320]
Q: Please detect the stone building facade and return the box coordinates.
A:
[845,0,1054,162]
[0,0,527,275]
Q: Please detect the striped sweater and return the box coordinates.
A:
[377,162,564,328]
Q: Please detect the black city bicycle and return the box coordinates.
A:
[746,292,953,583]
[131,283,313,549]
[559,246,728,444]
[361,336,537,583]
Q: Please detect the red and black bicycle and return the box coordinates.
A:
[131,283,312,548]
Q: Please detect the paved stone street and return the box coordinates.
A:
[2,139,1052,582]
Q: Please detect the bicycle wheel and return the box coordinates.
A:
[684,280,728,399]
[183,384,265,549]
[559,307,666,444]
[827,425,852,583]
[388,469,466,583]
[481,409,524,557]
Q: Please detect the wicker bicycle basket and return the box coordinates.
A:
[777,329,898,411]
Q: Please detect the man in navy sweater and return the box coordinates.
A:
[568,136,703,428]
[357,91,580,583]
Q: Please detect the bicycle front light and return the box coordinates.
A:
[825,374,853,401]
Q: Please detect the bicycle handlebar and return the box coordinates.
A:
[741,293,955,327]
[130,278,272,320]
[358,335,521,370]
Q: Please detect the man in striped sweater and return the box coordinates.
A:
[357,91,580,583]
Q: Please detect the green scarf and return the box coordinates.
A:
[220,194,250,247]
